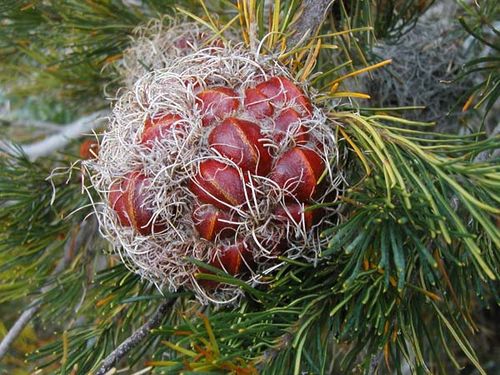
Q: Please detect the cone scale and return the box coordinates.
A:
[92,30,338,301]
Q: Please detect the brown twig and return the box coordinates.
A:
[288,0,335,47]
[95,300,174,375]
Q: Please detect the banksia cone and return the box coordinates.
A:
[87,24,340,303]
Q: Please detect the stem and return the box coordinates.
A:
[15,110,108,161]
[95,300,174,375]
[0,114,62,131]
[0,218,96,360]
[0,308,39,360]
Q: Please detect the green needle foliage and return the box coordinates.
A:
[0,1,498,375]
[0,0,181,113]
[330,0,436,41]
[145,114,499,375]
[30,265,182,374]
[457,0,499,121]
[0,149,82,303]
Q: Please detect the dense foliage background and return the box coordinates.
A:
[0,1,498,374]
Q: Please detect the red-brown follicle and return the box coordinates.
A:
[208,117,272,176]
[255,76,312,115]
[273,108,309,145]
[189,160,247,210]
[79,139,99,159]
[271,147,325,201]
[211,241,253,275]
[274,203,315,230]
[197,241,254,289]
[192,204,238,241]
[117,172,166,235]
[196,87,240,126]
[243,87,274,119]
[141,113,183,147]
[109,178,131,227]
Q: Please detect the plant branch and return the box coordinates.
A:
[0,218,96,360]
[0,308,39,361]
[289,0,335,46]
[95,300,174,375]
[0,114,62,132]
[11,110,109,161]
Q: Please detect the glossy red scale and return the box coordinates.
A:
[273,108,309,144]
[192,204,238,241]
[256,77,286,103]
[141,114,183,147]
[271,147,324,200]
[255,76,312,115]
[189,160,247,210]
[125,172,166,235]
[198,241,254,289]
[109,178,131,227]
[243,87,274,119]
[196,87,240,126]
[212,241,253,275]
[208,117,272,176]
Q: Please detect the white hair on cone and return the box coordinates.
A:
[86,24,343,305]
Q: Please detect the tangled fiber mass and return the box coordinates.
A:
[367,19,472,130]
[88,22,342,304]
